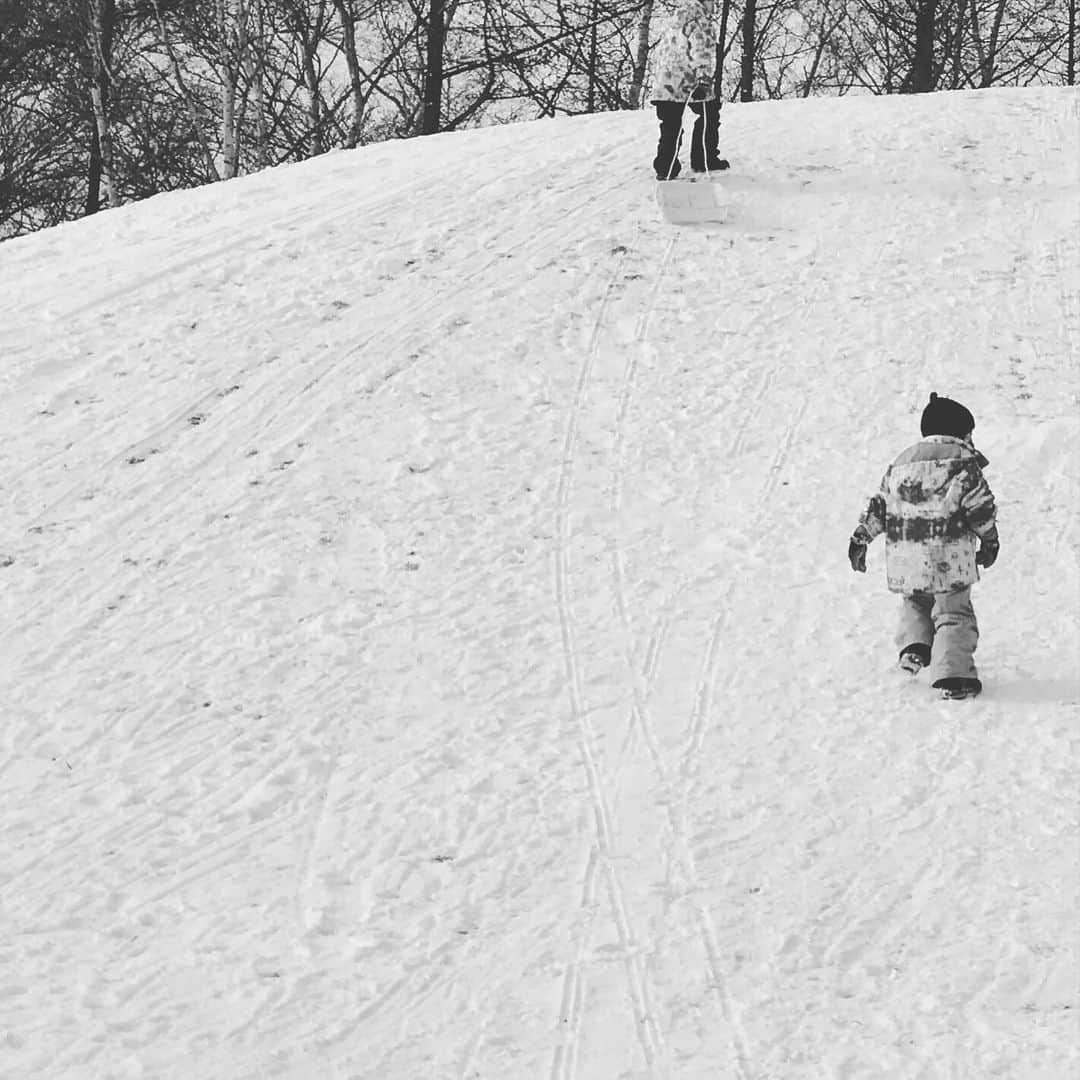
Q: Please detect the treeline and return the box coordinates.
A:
[1,0,1075,238]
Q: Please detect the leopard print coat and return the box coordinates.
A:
[649,0,718,103]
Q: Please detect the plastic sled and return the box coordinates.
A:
[656,175,729,225]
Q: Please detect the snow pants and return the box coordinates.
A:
[653,99,720,179]
[896,587,979,680]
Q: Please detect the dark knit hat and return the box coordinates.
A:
[920,392,975,438]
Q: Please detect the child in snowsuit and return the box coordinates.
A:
[848,394,999,699]
[649,0,730,180]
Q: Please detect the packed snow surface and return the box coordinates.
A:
[1,87,1078,1080]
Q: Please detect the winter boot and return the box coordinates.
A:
[933,677,982,700]
[692,157,730,174]
[898,643,931,674]
[654,101,684,181]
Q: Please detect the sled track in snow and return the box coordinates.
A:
[278,173,649,1066]
[550,242,667,1079]
[293,739,343,935]
[621,227,825,1078]
[549,217,831,1078]
[237,182,667,1079]
[610,232,680,784]
[550,214,822,1078]
[551,234,671,1080]
[605,232,757,1076]
[654,368,810,1080]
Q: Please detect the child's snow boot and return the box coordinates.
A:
[898,643,931,674]
[933,677,982,700]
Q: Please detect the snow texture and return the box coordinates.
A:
[1,87,1078,1080]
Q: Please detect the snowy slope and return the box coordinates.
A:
[1,87,1078,1080]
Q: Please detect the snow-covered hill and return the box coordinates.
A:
[1,87,1078,1080]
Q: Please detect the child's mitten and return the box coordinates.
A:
[975,527,999,568]
[848,526,872,572]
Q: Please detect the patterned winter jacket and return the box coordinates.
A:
[858,435,997,595]
[650,0,718,103]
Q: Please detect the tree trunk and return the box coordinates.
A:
[947,0,969,89]
[297,26,324,155]
[715,0,734,98]
[977,0,1009,87]
[903,0,937,92]
[1069,0,1077,85]
[586,0,599,112]
[86,121,103,216]
[218,0,239,177]
[627,1,654,109]
[421,0,445,135]
[244,0,268,167]
[334,0,365,145]
[740,0,758,101]
[87,0,118,211]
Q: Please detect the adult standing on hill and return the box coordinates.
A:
[650,0,730,180]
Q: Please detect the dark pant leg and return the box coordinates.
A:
[689,99,721,169]
[653,101,685,178]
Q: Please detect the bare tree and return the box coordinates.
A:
[5,0,1078,241]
